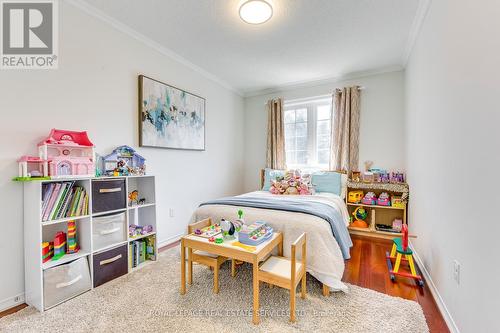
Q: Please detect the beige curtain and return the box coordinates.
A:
[266,98,286,169]
[329,86,361,173]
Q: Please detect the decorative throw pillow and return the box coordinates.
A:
[262,168,285,191]
[311,171,343,196]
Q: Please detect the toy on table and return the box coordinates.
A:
[238,221,273,246]
[103,145,146,177]
[386,224,423,286]
[348,190,364,203]
[235,209,245,226]
[351,207,369,228]
[194,229,202,235]
[208,236,215,242]
[377,192,391,206]
[193,223,222,238]
[361,192,377,205]
[391,196,405,208]
[66,220,79,254]
[214,238,224,244]
[221,218,236,240]
[42,242,53,263]
[231,241,256,252]
[52,231,66,261]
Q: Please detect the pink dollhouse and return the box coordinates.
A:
[38,129,95,178]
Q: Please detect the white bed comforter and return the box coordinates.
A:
[191,191,351,292]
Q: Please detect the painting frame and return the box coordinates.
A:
[138,75,206,151]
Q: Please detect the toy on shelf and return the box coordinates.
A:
[39,129,95,178]
[377,192,391,206]
[103,145,146,177]
[66,220,80,254]
[351,171,361,182]
[392,219,403,232]
[391,195,405,208]
[348,190,364,203]
[42,242,53,263]
[238,221,273,246]
[14,156,50,181]
[390,171,405,183]
[351,207,369,228]
[129,224,154,238]
[361,192,377,205]
[52,231,67,261]
[386,224,423,286]
[128,190,146,206]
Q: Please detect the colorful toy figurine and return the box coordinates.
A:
[391,196,405,208]
[128,190,139,206]
[42,242,53,263]
[66,220,79,254]
[386,224,423,286]
[52,231,67,261]
[348,190,364,203]
[377,192,391,206]
[361,192,377,205]
[38,129,95,178]
[103,145,146,176]
[351,171,361,182]
[351,207,369,228]
[14,156,50,181]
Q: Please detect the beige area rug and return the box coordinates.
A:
[0,246,429,333]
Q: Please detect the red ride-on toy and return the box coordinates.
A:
[386,224,424,287]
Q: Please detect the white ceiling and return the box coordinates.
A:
[79,0,420,95]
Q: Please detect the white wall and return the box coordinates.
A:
[0,2,244,310]
[405,1,500,332]
[243,71,405,190]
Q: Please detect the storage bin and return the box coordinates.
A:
[93,244,128,287]
[43,257,91,309]
[92,212,126,251]
[92,179,126,213]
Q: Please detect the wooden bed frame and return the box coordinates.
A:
[259,168,337,296]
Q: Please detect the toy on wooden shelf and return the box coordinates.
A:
[386,224,423,286]
[390,171,405,184]
[377,192,391,206]
[67,220,79,254]
[391,195,405,208]
[361,192,377,205]
[392,219,403,232]
[348,190,364,203]
[52,231,67,261]
[351,207,369,229]
[14,156,50,181]
[103,145,146,177]
[39,129,95,178]
[42,242,53,263]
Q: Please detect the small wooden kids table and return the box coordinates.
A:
[180,232,283,325]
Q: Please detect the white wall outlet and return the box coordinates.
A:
[453,260,461,285]
[169,208,174,217]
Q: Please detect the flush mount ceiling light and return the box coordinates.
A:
[239,0,273,25]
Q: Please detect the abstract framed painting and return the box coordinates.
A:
[139,75,206,150]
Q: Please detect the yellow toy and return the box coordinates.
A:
[348,190,364,203]
[391,195,405,208]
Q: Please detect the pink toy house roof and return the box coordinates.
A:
[38,129,94,147]
[17,155,47,163]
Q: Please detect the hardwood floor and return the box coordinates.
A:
[344,235,449,333]
[1,237,449,332]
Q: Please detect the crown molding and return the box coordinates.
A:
[242,65,404,98]
[65,0,244,96]
[402,0,432,66]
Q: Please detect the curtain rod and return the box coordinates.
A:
[264,87,365,106]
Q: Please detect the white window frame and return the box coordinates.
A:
[284,97,332,170]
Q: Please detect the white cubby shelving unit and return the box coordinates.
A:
[23,175,157,312]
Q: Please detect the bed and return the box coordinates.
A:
[191,170,353,292]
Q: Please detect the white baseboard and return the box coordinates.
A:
[158,233,183,249]
[410,241,460,333]
[0,293,25,313]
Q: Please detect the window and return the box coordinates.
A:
[284,97,332,169]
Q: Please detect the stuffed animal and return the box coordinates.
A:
[269,170,312,195]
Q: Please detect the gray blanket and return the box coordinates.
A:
[200,196,353,259]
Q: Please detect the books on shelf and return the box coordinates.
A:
[129,235,156,268]
[41,182,89,222]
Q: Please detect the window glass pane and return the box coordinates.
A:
[317,105,331,120]
[296,151,307,164]
[317,150,329,165]
[284,110,295,123]
[286,151,295,165]
[296,136,307,150]
[285,137,295,151]
[296,108,307,122]
[295,122,307,137]
[317,135,330,150]
[285,123,295,136]
[317,120,330,136]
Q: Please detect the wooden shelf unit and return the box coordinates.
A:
[23,175,157,312]
[345,181,409,239]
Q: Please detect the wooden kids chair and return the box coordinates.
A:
[386,224,424,286]
[187,218,237,294]
[258,233,307,323]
